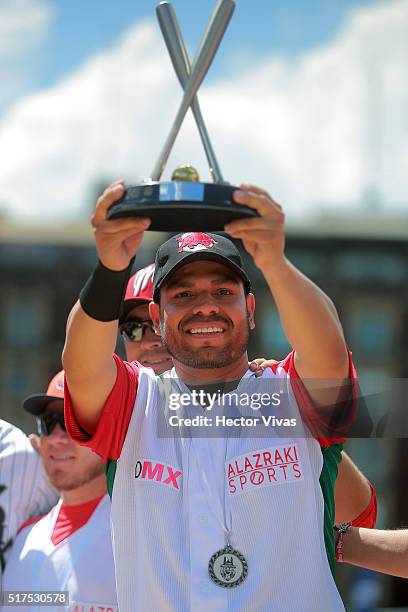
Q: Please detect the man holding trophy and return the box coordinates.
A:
[63,178,357,612]
[62,1,359,610]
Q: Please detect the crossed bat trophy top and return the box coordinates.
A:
[107,0,258,232]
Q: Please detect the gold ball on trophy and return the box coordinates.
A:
[171,164,200,182]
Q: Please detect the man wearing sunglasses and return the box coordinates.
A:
[0,420,58,578]
[119,262,172,372]
[2,371,118,612]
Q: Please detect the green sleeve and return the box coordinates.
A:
[104,459,117,499]
[319,442,343,577]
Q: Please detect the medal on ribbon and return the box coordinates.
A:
[177,375,253,589]
[208,543,248,588]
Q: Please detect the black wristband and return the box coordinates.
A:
[79,258,135,322]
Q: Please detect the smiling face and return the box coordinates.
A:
[39,400,103,492]
[150,260,255,371]
[122,303,173,373]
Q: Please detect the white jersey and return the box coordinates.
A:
[2,495,117,612]
[109,364,345,612]
[0,420,58,573]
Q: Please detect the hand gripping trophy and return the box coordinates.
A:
[107,0,258,231]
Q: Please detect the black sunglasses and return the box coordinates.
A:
[119,320,154,343]
[36,412,66,436]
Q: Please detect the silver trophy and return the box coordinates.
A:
[108,0,258,231]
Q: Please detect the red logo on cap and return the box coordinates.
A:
[132,264,155,297]
[176,232,217,253]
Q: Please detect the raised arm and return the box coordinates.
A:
[341,527,408,578]
[62,179,150,433]
[225,185,349,406]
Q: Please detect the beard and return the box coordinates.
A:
[160,316,249,369]
[45,461,103,492]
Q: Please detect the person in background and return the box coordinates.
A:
[3,371,118,612]
[0,419,58,575]
[118,262,172,371]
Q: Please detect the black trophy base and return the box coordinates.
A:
[107,181,258,232]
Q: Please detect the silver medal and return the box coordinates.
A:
[208,544,248,588]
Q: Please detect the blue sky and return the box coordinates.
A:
[13,0,374,108]
[1,0,407,223]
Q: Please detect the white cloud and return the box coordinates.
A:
[0,0,407,223]
[0,0,53,112]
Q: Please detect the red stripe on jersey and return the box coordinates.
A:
[18,514,45,534]
[64,354,139,463]
[351,482,377,529]
[51,495,104,546]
